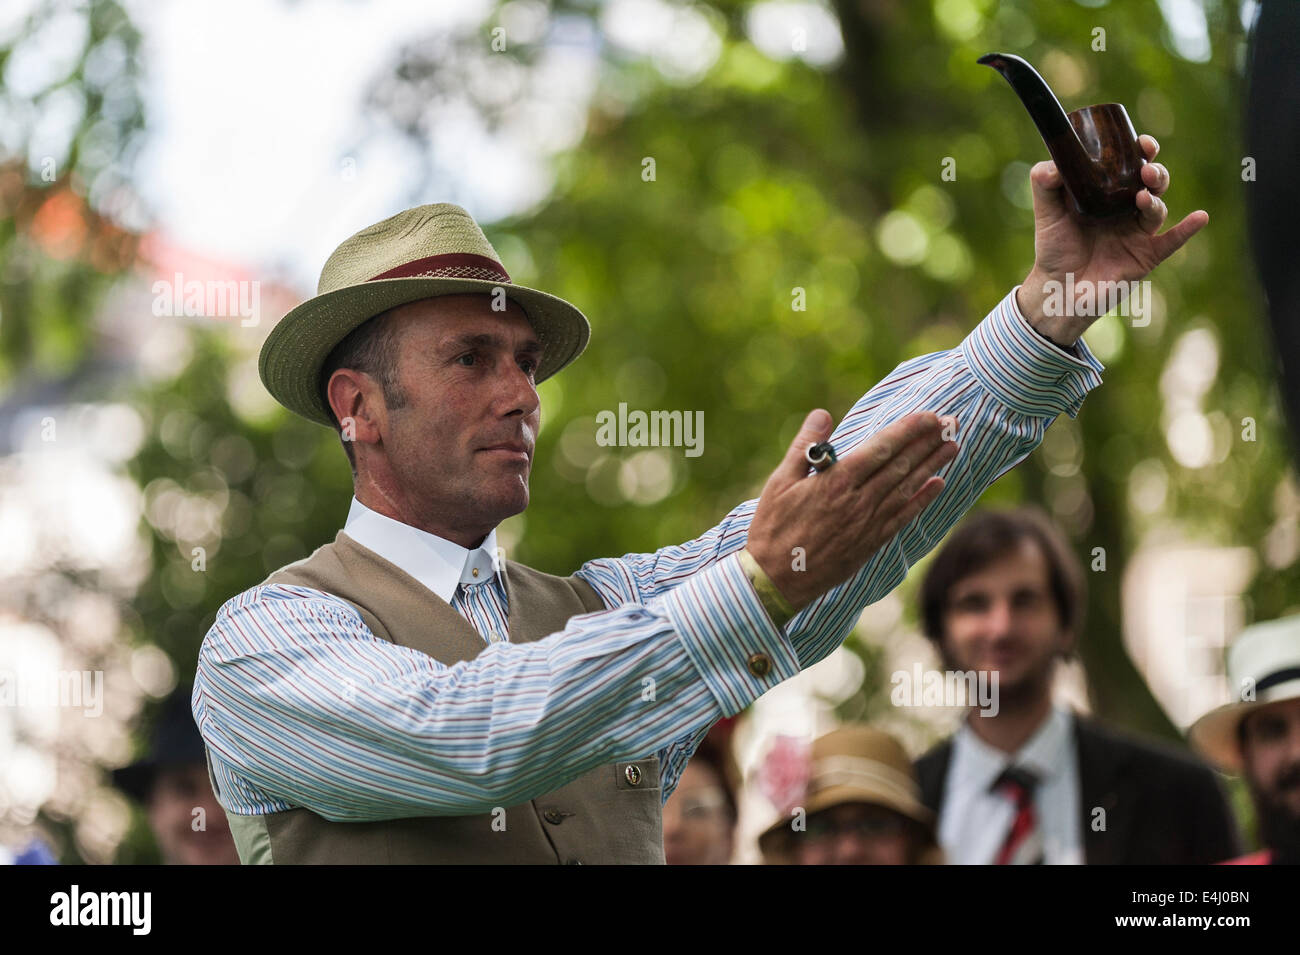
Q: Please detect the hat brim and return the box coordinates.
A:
[1189,679,1300,772]
[259,277,591,427]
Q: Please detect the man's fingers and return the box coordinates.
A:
[891,435,959,506]
[1029,160,1069,221]
[1136,188,1168,234]
[854,414,952,499]
[876,475,946,542]
[1141,161,1170,197]
[775,408,833,486]
[1150,209,1210,264]
[842,412,944,486]
[1030,160,1063,191]
[1139,134,1160,162]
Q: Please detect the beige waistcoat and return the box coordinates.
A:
[211,530,664,864]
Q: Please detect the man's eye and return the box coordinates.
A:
[520,358,538,375]
[1255,719,1286,741]
[457,353,476,366]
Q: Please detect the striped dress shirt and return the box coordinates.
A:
[194,287,1104,822]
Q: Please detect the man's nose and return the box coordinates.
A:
[983,599,1014,637]
[834,832,870,864]
[1283,720,1300,762]
[495,361,539,418]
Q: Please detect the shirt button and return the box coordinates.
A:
[472,568,479,578]
[747,652,773,678]
[624,764,642,786]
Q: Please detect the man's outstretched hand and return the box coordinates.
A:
[1016,133,1209,346]
[746,409,959,613]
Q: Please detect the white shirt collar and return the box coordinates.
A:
[952,705,1074,791]
[342,496,504,604]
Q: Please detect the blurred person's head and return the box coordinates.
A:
[1239,699,1300,858]
[145,762,239,866]
[919,508,1084,711]
[789,801,918,865]
[1191,616,1300,861]
[757,725,940,865]
[112,686,239,865]
[663,722,738,865]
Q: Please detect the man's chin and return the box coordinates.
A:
[1256,795,1300,860]
[482,484,529,522]
[970,663,1049,706]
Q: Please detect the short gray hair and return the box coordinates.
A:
[319,307,409,473]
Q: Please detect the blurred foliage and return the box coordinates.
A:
[0,0,150,864]
[0,0,144,384]
[1,0,1293,862]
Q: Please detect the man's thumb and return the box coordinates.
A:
[1030,160,1069,225]
[779,409,833,480]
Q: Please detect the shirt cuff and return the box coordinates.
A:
[960,286,1106,419]
[658,551,800,716]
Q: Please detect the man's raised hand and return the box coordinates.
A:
[746,409,959,612]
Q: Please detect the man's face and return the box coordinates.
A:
[146,763,239,865]
[1241,698,1300,828]
[380,295,543,545]
[939,539,1071,701]
[792,802,914,865]
[662,761,734,866]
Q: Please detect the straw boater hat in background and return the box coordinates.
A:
[756,724,942,864]
[1189,614,1300,772]
[259,203,591,427]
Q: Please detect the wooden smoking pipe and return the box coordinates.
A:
[979,52,1147,222]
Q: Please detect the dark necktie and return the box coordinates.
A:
[991,765,1044,865]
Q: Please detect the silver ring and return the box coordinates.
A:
[805,441,836,472]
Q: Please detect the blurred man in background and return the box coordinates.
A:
[662,720,738,865]
[914,508,1239,864]
[757,724,941,865]
[112,685,239,865]
[1191,615,1300,865]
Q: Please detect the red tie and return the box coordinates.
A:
[992,766,1044,865]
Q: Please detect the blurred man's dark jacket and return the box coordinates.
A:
[916,717,1241,865]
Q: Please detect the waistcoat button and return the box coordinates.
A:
[624,763,642,786]
[564,858,583,865]
[543,809,564,824]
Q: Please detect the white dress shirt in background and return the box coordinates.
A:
[937,706,1084,865]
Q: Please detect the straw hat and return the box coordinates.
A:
[259,203,591,427]
[1189,614,1300,772]
[756,725,940,862]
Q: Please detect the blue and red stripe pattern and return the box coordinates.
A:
[195,286,1104,822]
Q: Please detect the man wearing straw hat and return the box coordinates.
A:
[194,158,1203,863]
[756,725,942,865]
[1190,614,1300,865]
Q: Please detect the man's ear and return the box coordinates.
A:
[327,368,385,449]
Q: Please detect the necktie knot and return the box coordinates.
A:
[992,765,1040,806]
